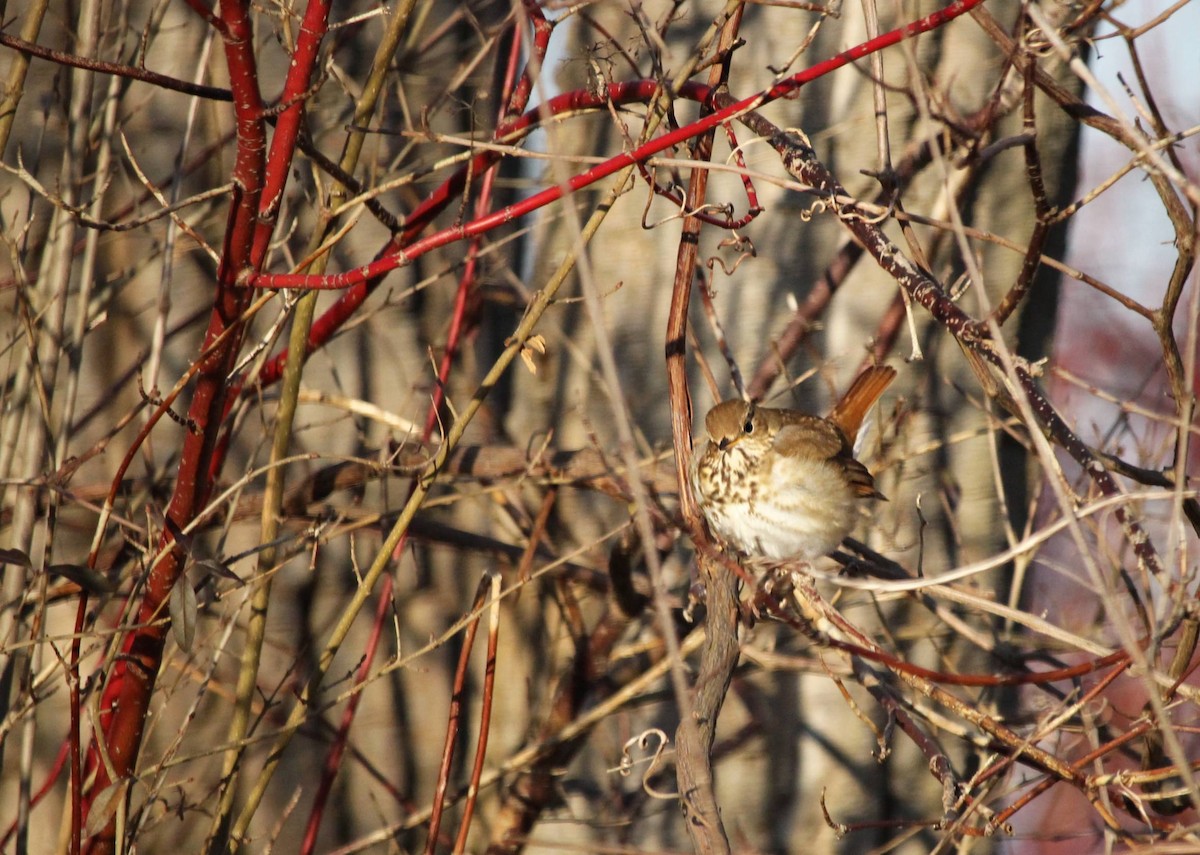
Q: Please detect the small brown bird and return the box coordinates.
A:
[691,365,896,561]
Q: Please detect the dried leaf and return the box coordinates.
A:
[84,778,129,839]
[162,514,193,555]
[169,578,197,652]
[195,558,245,586]
[0,657,14,721]
[47,563,117,595]
[520,335,546,375]
[0,547,33,568]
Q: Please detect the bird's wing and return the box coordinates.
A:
[773,417,885,499]
[771,417,846,460]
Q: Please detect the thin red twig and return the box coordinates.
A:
[247,0,987,297]
[298,574,393,855]
[299,14,527,844]
[79,0,328,846]
[425,576,494,855]
[452,573,501,853]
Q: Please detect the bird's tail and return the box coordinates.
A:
[829,364,896,444]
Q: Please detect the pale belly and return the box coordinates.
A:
[695,455,858,560]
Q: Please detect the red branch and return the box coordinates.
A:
[78,0,330,849]
[72,2,987,850]
[251,0,985,385]
[298,11,536,845]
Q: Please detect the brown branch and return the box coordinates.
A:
[665,5,750,853]
[988,52,1053,328]
[427,576,493,855]
[711,97,1169,586]
[971,4,1197,408]
[0,33,232,101]
[276,444,679,518]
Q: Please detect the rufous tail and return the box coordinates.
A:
[828,365,896,442]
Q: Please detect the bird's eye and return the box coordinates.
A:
[743,419,754,434]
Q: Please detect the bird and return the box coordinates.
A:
[691,365,896,561]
